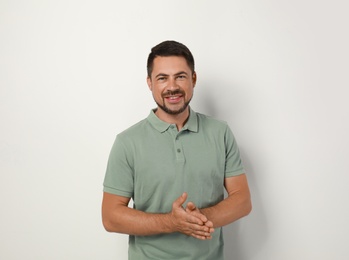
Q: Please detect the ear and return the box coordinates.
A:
[147,76,152,91]
[192,72,197,88]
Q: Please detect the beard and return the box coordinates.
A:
[155,89,192,115]
[155,98,191,115]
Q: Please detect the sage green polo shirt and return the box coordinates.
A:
[104,108,245,260]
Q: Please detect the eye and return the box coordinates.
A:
[176,75,186,80]
[157,77,166,81]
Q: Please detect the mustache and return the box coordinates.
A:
[162,89,185,98]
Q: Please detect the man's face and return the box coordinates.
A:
[147,56,196,115]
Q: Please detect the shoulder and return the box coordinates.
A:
[194,112,238,144]
[108,118,151,157]
[195,112,229,131]
[116,118,150,142]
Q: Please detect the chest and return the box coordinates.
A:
[132,131,226,211]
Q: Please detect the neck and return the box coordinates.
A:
[155,107,190,131]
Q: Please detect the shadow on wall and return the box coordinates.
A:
[224,150,268,260]
[195,83,268,259]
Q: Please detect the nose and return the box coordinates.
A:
[167,76,178,90]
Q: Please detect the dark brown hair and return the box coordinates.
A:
[147,40,195,77]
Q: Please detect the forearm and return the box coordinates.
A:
[201,192,252,228]
[200,174,252,228]
[102,192,213,239]
[103,205,173,236]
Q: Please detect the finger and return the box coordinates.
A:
[202,226,214,234]
[186,202,196,212]
[173,192,187,208]
[186,214,204,225]
[191,232,213,240]
[192,230,213,237]
[185,203,208,223]
[185,222,211,234]
[187,211,208,224]
[191,234,207,240]
[204,220,214,228]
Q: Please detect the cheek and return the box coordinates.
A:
[185,86,194,95]
[153,85,166,95]
[152,88,164,99]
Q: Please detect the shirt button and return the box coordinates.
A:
[177,149,181,153]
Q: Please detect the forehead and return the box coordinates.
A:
[151,56,191,76]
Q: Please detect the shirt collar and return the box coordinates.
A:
[147,107,198,133]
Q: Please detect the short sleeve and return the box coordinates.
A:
[224,125,245,177]
[103,135,134,198]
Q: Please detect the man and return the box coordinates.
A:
[102,40,252,259]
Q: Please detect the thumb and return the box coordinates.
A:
[173,192,187,208]
[186,202,208,223]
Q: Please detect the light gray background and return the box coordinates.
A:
[1,0,348,259]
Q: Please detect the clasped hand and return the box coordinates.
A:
[170,192,214,240]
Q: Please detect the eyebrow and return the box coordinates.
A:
[155,71,189,78]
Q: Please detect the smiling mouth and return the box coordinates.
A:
[164,94,182,99]
[164,95,183,103]
[162,89,185,99]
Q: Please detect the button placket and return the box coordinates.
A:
[174,132,185,162]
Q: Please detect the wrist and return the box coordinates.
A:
[162,212,176,234]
